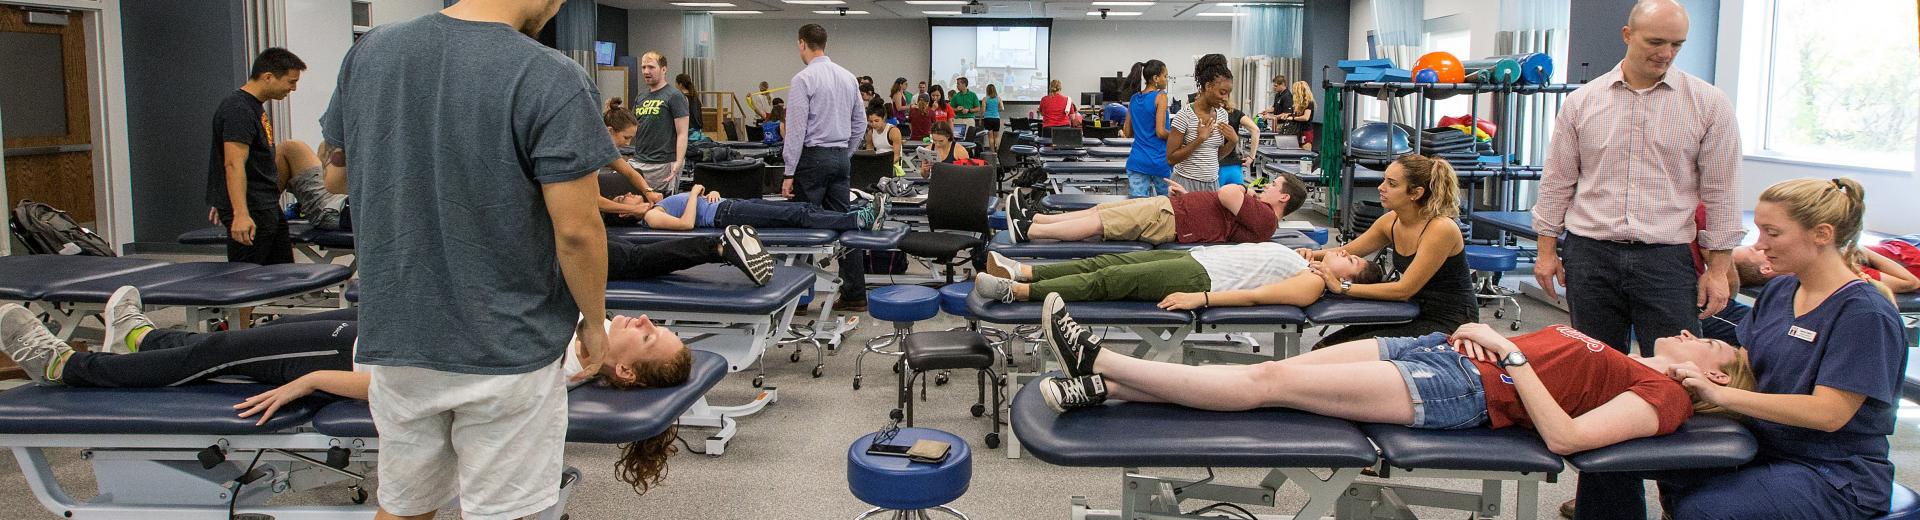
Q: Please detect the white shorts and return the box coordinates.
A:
[368,358,567,520]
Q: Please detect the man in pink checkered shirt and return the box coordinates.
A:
[1530,0,1743,359]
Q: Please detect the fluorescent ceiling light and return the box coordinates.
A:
[706,10,763,13]
[905,0,967,4]
[1088,10,1143,15]
[814,9,869,13]
[1196,12,1246,16]
[1090,1,1154,5]
[923,10,962,14]
[670,2,735,6]
[784,0,844,4]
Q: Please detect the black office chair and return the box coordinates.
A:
[692,159,765,199]
[896,163,994,283]
[851,150,894,193]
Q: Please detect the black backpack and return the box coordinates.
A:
[689,141,741,164]
[11,200,115,256]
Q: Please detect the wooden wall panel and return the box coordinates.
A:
[5,152,96,223]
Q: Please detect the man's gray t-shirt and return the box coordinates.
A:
[631,85,689,164]
[320,14,618,375]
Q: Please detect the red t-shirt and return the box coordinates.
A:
[1039,94,1072,128]
[1861,241,1920,281]
[1169,190,1279,244]
[1475,325,1695,435]
[932,105,953,122]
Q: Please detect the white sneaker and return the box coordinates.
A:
[103,286,154,355]
[1,304,71,385]
[986,251,1027,281]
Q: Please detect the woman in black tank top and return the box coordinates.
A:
[1295,155,1478,348]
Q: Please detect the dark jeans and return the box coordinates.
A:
[1562,235,1700,356]
[1576,459,1876,520]
[715,199,861,231]
[218,206,295,265]
[607,236,723,281]
[1699,300,1750,346]
[61,320,355,388]
[793,145,864,299]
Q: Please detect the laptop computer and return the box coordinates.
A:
[1049,127,1085,150]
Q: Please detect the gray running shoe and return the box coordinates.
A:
[103,285,153,354]
[1,304,70,385]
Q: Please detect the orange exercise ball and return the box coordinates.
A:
[1413,52,1465,84]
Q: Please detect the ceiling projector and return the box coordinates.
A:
[961,1,989,14]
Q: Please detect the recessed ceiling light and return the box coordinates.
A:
[1088,10,1142,15]
[670,2,735,6]
[1090,1,1154,5]
[1196,11,1246,16]
[706,10,763,13]
[906,0,967,4]
[814,9,869,13]
[923,10,962,14]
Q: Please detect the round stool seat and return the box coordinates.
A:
[1464,245,1518,272]
[848,428,973,510]
[1878,482,1920,520]
[939,283,975,317]
[870,285,941,323]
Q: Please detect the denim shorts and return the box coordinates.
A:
[1377,333,1489,430]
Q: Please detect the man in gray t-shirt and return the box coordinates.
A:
[317,2,613,517]
[632,51,690,192]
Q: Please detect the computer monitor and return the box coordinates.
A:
[1080,92,1100,107]
[1049,127,1084,149]
[594,41,615,66]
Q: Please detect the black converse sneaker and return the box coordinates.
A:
[1041,293,1101,377]
[722,225,774,286]
[1039,374,1108,412]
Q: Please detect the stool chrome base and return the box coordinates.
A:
[855,322,915,390]
[855,506,969,520]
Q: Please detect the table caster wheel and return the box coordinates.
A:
[970,404,986,417]
[935,373,950,386]
[985,433,1001,449]
[790,350,802,363]
[349,485,368,504]
[1494,309,1506,319]
[853,376,863,390]
[890,409,903,421]
[752,375,765,388]
[893,363,902,374]
[1510,321,1522,331]
[812,364,826,378]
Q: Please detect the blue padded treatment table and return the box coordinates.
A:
[177,224,355,250]
[1257,145,1316,161]
[310,350,730,443]
[1469,210,1535,236]
[1100,137,1133,147]
[1305,296,1422,324]
[1039,193,1127,212]
[1039,148,1086,159]
[0,383,333,435]
[1084,146,1131,159]
[987,230,1153,259]
[1361,423,1562,474]
[0,255,165,301]
[1010,378,1375,468]
[36,262,351,307]
[608,226,839,247]
[965,293,1192,326]
[1041,161,1128,175]
[605,264,812,314]
[1567,415,1757,473]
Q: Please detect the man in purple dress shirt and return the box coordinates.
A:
[781,23,870,310]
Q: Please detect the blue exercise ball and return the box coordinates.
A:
[1347,122,1413,156]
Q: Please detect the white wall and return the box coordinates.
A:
[711,18,928,99]
[627,10,684,71]
[1050,20,1230,109]
[368,0,442,27]
[284,0,353,144]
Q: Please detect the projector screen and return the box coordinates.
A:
[930,25,1050,102]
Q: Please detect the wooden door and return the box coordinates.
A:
[1,6,94,224]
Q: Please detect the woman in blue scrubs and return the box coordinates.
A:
[1575,177,1907,520]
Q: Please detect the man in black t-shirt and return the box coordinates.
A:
[206,48,305,265]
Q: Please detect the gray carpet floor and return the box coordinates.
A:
[1,212,1915,519]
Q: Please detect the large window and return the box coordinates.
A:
[1760,0,1918,170]
[1422,27,1473,121]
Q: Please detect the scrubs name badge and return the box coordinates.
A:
[1787,325,1818,342]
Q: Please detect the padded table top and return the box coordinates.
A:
[1042,161,1129,174]
[0,255,167,300]
[312,350,729,443]
[1566,415,1756,473]
[1257,146,1315,160]
[1085,146,1131,158]
[838,223,909,250]
[1303,296,1421,324]
[1040,148,1087,158]
[608,227,840,247]
[139,263,353,306]
[606,264,811,314]
[177,223,324,246]
[1468,211,1534,236]
[0,383,332,435]
[1195,305,1309,325]
[1100,138,1133,147]
[1157,230,1320,251]
[39,262,261,302]
[1039,194,1127,212]
[967,293,1192,326]
[987,231,1153,258]
[1010,377,1376,468]
[1361,423,1563,473]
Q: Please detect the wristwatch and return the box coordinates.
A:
[1338,280,1352,295]
[1500,351,1529,368]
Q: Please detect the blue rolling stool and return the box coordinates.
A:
[1464,245,1523,331]
[848,427,972,519]
[857,285,940,391]
[1878,483,1920,519]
